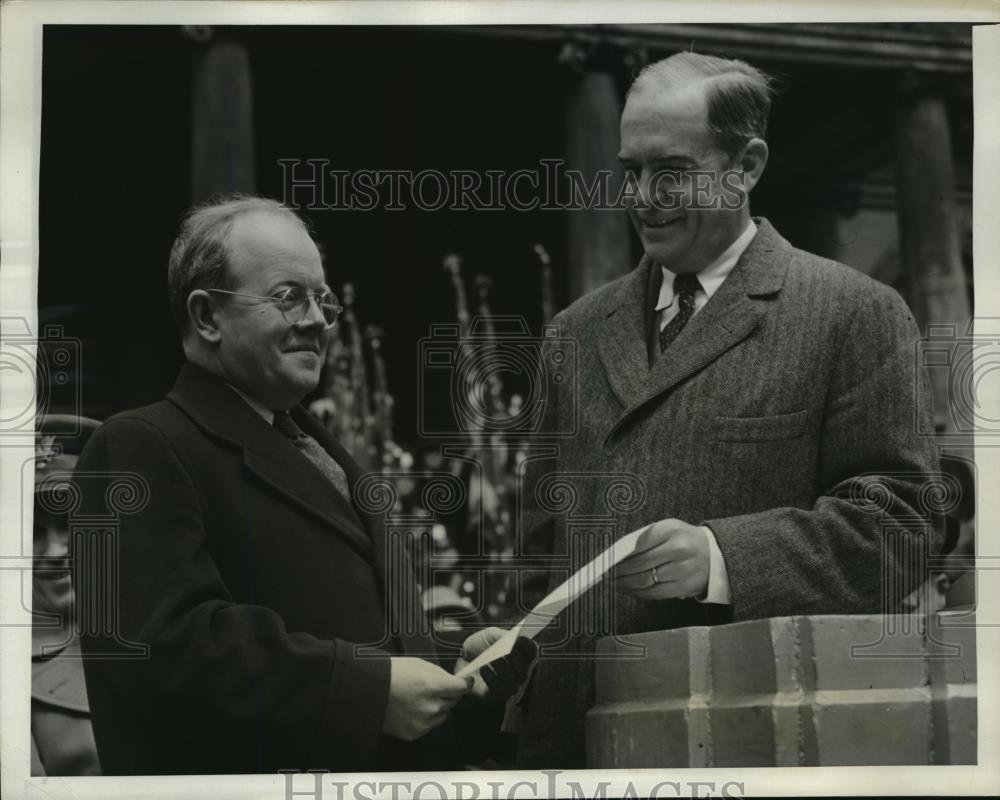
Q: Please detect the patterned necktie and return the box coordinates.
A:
[659,272,702,354]
[273,411,351,501]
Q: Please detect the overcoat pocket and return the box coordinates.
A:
[714,409,810,442]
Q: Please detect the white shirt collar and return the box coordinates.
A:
[226,383,275,425]
[655,219,758,311]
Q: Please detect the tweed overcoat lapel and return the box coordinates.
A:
[595,262,652,409]
[596,219,792,443]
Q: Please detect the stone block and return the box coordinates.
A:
[586,613,977,767]
[594,626,710,703]
[807,689,931,765]
[708,617,801,767]
[802,615,927,690]
[586,700,708,768]
[928,610,977,764]
[589,627,711,767]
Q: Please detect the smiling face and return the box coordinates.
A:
[212,210,332,411]
[619,81,749,274]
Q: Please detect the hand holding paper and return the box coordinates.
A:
[454,627,538,701]
[455,524,655,679]
[383,657,472,741]
[614,518,711,601]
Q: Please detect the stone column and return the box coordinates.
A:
[560,43,635,301]
[189,29,256,202]
[894,77,971,432]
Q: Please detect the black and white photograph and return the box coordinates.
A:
[1,3,998,798]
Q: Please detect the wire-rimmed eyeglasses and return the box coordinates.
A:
[207,287,344,329]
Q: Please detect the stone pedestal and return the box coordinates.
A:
[586,613,976,767]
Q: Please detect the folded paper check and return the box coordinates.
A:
[456,524,654,678]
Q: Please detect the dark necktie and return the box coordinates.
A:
[659,272,702,354]
[273,411,351,500]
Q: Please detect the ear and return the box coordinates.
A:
[736,137,769,193]
[186,289,222,344]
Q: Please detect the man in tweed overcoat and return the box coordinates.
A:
[515,52,942,767]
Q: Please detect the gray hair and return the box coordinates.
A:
[628,52,776,159]
[166,194,308,333]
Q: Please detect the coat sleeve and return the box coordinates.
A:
[74,416,391,772]
[705,284,945,620]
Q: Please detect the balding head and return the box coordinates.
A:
[167,195,311,338]
[628,52,775,160]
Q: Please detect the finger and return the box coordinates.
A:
[615,571,656,592]
[480,637,538,697]
[634,519,680,551]
[509,637,539,674]
[460,629,493,659]
[629,581,683,600]
[618,539,668,566]
[482,661,519,701]
[617,544,676,575]
[480,665,506,698]
[461,626,508,659]
[617,566,676,591]
[646,560,684,584]
[436,675,474,698]
[470,672,491,700]
[487,656,520,689]
[481,626,507,645]
[615,555,674,580]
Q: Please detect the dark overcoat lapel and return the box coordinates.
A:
[167,365,432,658]
[293,406,432,659]
[167,365,374,559]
